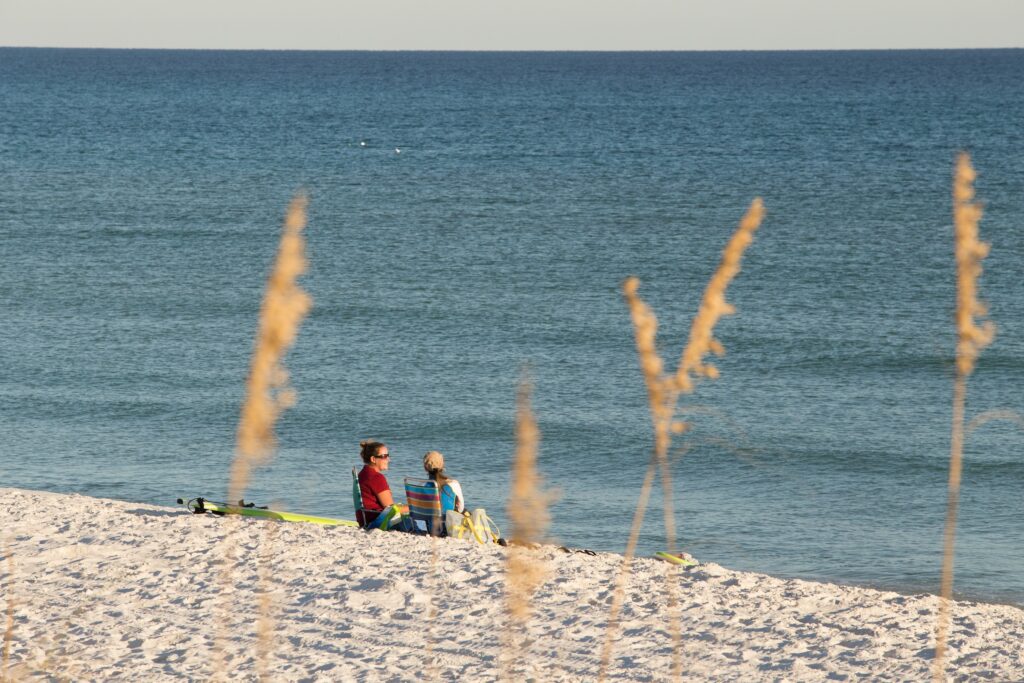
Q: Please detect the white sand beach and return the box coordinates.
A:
[1,487,1022,681]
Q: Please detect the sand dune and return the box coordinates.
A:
[1,488,1021,681]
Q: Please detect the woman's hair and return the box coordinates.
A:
[423,450,450,490]
[360,440,387,464]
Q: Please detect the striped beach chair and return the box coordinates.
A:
[404,478,444,536]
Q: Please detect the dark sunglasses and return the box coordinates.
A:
[374,453,391,459]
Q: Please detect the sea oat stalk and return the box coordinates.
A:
[503,377,555,679]
[425,535,440,682]
[934,154,994,679]
[216,195,312,679]
[229,193,313,503]
[598,198,764,683]
[674,200,765,392]
[256,520,279,682]
[507,378,547,620]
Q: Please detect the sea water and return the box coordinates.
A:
[1,48,1022,605]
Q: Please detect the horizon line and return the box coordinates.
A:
[2,45,1023,53]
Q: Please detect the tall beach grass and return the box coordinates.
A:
[934,153,995,679]
[598,198,764,682]
[214,194,312,679]
[502,376,557,679]
[255,514,280,682]
[229,193,313,503]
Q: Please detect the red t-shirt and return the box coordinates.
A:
[357,466,390,526]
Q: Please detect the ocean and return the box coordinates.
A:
[1,48,1022,606]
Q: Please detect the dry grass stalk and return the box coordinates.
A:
[256,520,279,682]
[934,154,994,680]
[2,541,14,683]
[507,378,548,620]
[598,198,764,683]
[502,377,555,679]
[229,193,313,504]
[951,154,995,377]
[215,194,312,680]
[424,536,440,682]
[674,199,766,392]
[965,409,1024,435]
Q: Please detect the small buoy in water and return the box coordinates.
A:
[395,148,401,154]
[359,140,367,147]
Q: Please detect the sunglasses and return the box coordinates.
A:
[374,453,391,460]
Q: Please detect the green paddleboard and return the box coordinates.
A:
[178,497,358,527]
[654,551,699,566]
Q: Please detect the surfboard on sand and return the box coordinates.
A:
[654,551,699,566]
[177,497,358,527]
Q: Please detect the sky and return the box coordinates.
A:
[1,0,1023,51]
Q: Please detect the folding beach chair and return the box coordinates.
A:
[404,478,444,536]
[352,467,406,531]
[352,467,373,528]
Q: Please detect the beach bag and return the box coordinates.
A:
[471,508,500,542]
[445,510,470,539]
[446,508,500,544]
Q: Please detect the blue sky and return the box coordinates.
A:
[2,0,1023,50]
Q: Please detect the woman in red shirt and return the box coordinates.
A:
[357,440,408,528]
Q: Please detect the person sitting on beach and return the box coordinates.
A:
[423,450,465,514]
[356,440,409,529]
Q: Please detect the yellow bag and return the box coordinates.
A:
[446,508,500,544]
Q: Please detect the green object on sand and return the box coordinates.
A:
[654,551,698,566]
[177,497,358,527]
